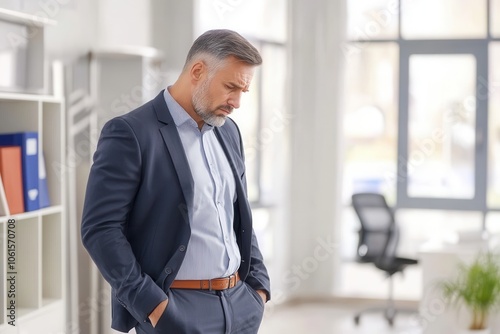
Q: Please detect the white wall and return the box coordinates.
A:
[97,0,151,49]
[44,0,99,59]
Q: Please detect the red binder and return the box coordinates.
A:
[0,146,25,214]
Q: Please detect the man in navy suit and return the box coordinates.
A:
[81,29,270,333]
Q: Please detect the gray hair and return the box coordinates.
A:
[184,29,262,71]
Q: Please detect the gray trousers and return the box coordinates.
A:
[135,281,265,334]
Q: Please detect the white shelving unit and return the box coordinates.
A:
[0,92,66,334]
[0,8,56,94]
[0,8,67,333]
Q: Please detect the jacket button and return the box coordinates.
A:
[242,230,245,233]
[179,245,186,252]
[165,267,172,274]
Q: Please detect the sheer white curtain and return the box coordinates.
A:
[285,0,346,300]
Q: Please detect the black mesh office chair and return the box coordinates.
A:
[351,193,418,326]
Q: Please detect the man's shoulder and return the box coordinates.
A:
[101,95,161,142]
[219,117,241,140]
[122,99,156,123]
[110,91,165,128]
[217,118,244,157]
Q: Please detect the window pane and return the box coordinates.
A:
[488,43,500,207]
[401,0,487,39]
[408,55,476,199]
[347,0,398,40]
[260,45,287,204]
[493,0,500,37]
[343,43,399,204]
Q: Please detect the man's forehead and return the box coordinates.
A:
[234,71,253,86]
[217,63,254,86]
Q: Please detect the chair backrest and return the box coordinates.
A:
[351,193,398,263]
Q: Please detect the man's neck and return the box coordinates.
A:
[168,83,204,130]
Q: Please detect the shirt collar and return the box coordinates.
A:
[163,86,200,128]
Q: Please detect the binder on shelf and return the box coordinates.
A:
[0,146,25,214]
[39,152,50,208]
[0,132,39,211]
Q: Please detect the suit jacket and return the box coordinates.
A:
[81,90,270,332]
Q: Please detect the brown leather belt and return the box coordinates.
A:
[170,272,240,291]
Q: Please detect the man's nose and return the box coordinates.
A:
[228,91,242,109]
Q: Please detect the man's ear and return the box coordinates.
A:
[190,61,206,82]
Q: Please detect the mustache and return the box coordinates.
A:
[217,105,233,114]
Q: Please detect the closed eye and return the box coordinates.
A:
[225,83,248,92]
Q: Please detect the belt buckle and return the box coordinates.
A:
[228,274,236,288]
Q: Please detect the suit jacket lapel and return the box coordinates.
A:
[153,91,194,218]
[214,127,245,198]
[214,126,251,226]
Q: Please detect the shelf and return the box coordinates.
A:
[0,28,66,332]
[17,299,61,320]
[17,308,37,319]
[0,206,63,223]
[41,298,59,308]
[0,92,62,103]
[16,300,64,333]
[91,45,164,60]
[0,8,57,26]
[0,323,14,333]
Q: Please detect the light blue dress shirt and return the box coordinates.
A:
[163,88,241,280]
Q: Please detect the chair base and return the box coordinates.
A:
[353,306,418,327]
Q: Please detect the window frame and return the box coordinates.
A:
[345,0,500,217]
[397,40,488,211]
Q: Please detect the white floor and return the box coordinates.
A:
[258,262,423,333]
[259,302,422,334]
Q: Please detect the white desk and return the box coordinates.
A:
[419,239,500,333]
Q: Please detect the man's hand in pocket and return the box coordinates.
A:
[149,299,168,328]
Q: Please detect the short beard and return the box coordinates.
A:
[192,78,228,127]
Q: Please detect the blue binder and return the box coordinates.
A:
[39,152,50,208]
[0,132,40,211]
